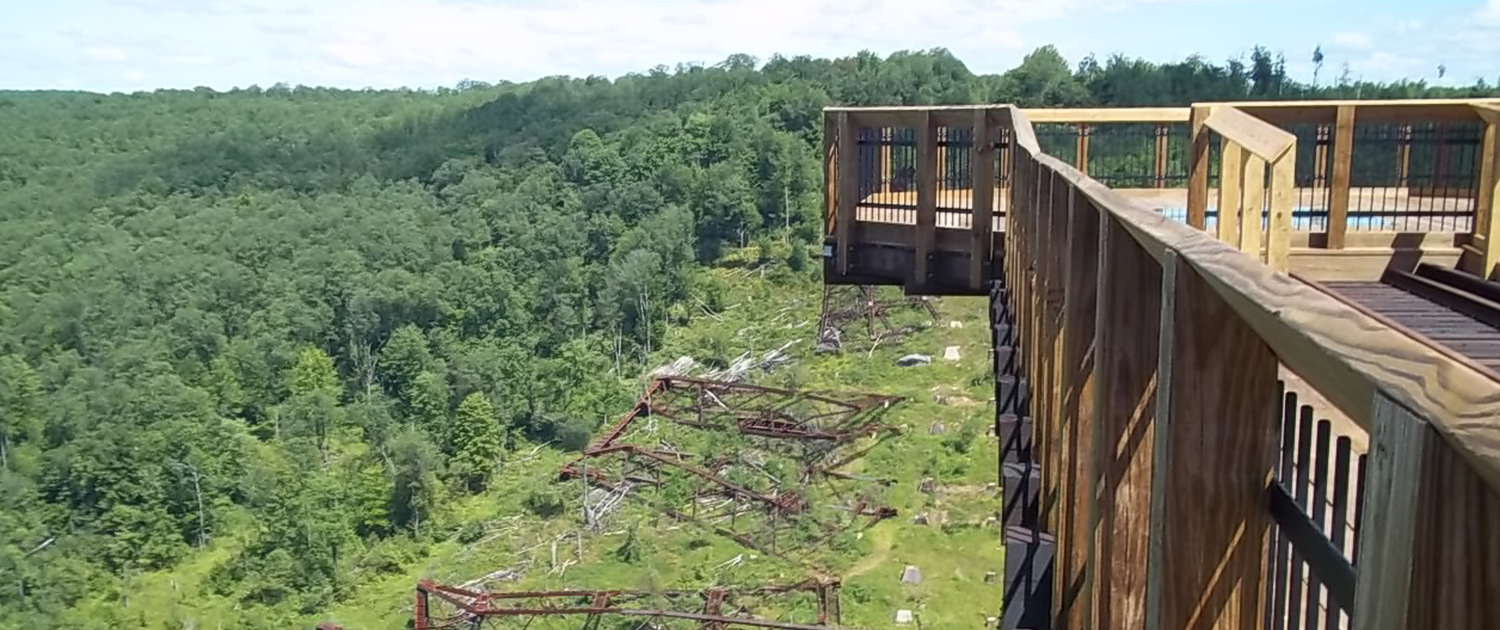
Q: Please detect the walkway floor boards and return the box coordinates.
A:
[1320,280,1500,374]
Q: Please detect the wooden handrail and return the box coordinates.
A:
[1005,103,1500,493]
[1203,106,1295,162]
[1021,107,1189,123]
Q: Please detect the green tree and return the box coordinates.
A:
[447,393,504,491]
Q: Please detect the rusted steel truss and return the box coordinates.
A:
[414,579,848,630]
[816,285,938,349]
[559,376,903,555]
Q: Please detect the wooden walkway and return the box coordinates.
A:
[1318,274,1500,376]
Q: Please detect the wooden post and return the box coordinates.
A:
[824,113,837,236]
[835,113,857,276]
[1077,124,1091,176]
[1240,155,1267,262]
[1144,249,1179,630]
[1187,105,1212,229]
[915,112,936,287]
[1351,393,1429,630]
[1478,119,1500,278]
[1268,149,1296,272]
[1151,257,1278,630]
[1042,169,1068,536]
[880,138,892,194]
[1154,123,1170,189]
[1313,124,1330,188]
[1218,141,1244,245]
[1056,186,1100,630]
[972,110,995,289]
[1327,106,1355,250]
[1086,215,1162,630]
[1396,124,1413,189]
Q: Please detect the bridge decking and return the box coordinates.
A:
[1321,280,1500,374]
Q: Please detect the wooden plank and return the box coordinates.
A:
[1152,258,1278,630]
[1143,250,1179,630]
[1405,432,1500,630]
[823,113,837,235]
[1056,188,1100,630]
[915,111,936,286]
[1313,124,1329,188]
[1268,152,1295,271]
[1154,124,1170,189]
[835,112,856,276]
[1239,155,1266,262]
[1351,394,1428,630]
[1327,106,1356,250]
[1480,121,1500,279]
[1022,107,1191,123]
[1043,167,1068,536]
[1204,105,1296,162]
[1087,215,1162,630]
[1187,105,1212,229]
[1076,124,1090,175]
[971,110,995,289]
[1217,140,1244,245]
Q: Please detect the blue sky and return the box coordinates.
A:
[3,0,1498,92]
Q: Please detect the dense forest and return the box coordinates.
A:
[0,45,1494,629]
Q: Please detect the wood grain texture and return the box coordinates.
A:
[1089,215,1162,630]
[1156,260,1278,630]
[1327,106,1356,250]
[1480,121,1500,279]
[915,112,936,285]
[1239,156,1266,262]
[835,112,856,276]
[1204,106,1296,162]
[1267,154,1295,271]
[1217,141,1243,245]
[972,111,995,289]
[1057,188,1100,630]
[1076,124,1091,175]
[1043,168,1068,536]
[1351,394,1427,630]
[1187,105,1212,229]
[1405,429,1500,630]
[823,114,836,234]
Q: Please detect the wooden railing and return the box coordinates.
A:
[825,100,1500,285]
[1001,103,1500,630]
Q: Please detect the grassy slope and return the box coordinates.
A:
[112,256,1003,630]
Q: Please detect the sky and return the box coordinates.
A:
[2,0,1498,92]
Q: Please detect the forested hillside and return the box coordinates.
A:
[0,46,1493,630]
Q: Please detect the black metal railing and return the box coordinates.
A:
[1266,384,1366,630]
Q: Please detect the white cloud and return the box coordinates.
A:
[1332,32,1370,49]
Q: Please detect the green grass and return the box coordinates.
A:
[113,257,1004,630]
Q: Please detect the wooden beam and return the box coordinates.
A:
[1022,107,1191,123]
[1076,124,1091,176]
[1397,124,1413,188]
[1087,214,1162,630]
[1313,124,1330,189]
[1268,151,1295,272]
[835,112,856,276]
[1327,106,1356,250]
[1203,106,1296,162]
[971,110,995,289]
[823,114,837,236]
[915,112,936,286]
[1151,258,1278,630]
[1239,155,1266,262]
[1351,394,1429,630]
[1154,124,1170,189]
[1479,121,1500,279]
[1144,249,1179,630]
[1056,188,1100,630]
[1187,105,1211,229]
[1217,141,1244,245]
